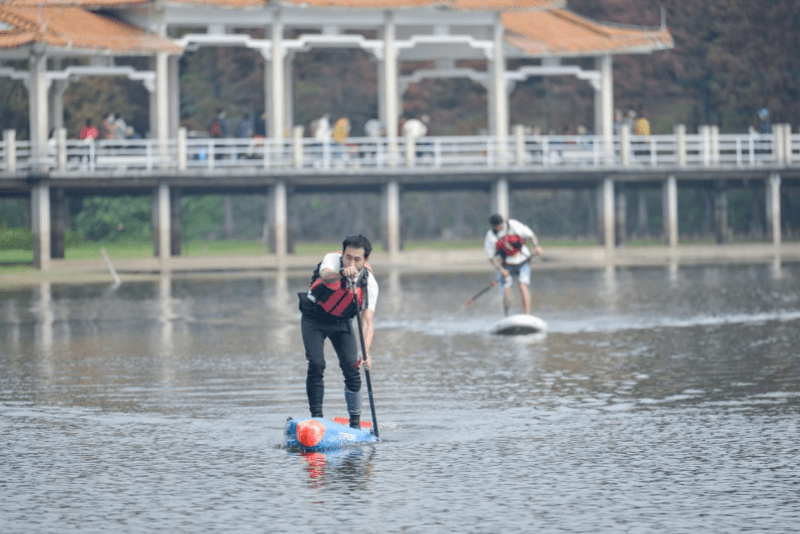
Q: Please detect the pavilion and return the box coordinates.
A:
[0,0,673,268]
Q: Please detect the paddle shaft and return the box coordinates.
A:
[351,275,379,438]
[461,279,498,308]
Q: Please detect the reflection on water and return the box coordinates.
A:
[1,262,799,533]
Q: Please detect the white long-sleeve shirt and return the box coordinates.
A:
[483,219,536,266]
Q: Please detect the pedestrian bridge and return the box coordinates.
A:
[2,125,797,175]
[2,125,798,271]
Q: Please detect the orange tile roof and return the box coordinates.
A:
[166,0,564,10]
[0,5,182,53]
[503,8,673,56]
[2,1,148,6]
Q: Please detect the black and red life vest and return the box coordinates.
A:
[495,233,525,259]
[308,260,368,319]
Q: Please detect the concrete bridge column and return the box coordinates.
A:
[271,181,288,261]
[170,188,182,256]
[663,175,678,247]
[767,173,781,245]
[615,186,627,246]
[50,188,68,259]
[383,179,401,259]
[31,182,51,271]
[594,55,613,163]
[601,178,615,251]
[152,183,172,266]
[28,47,49,171]
[490,178,509,220]
[713,182,729,244]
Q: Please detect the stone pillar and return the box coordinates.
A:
[170,188,182,256]
[50,187,67,259]
[156,53,170,159]
[383,179,401,258]
[270,9,285,140]
[157,183,171,266]
[28,48,49,170]
[31,182,51,271]
[168,55,180,138]
[272,180,288,261]
[514,124,526,166]
[615,187,627,246]
[602,178,615,251]
[674,124,687,167]
[663,175,678,247]
[177,128,187,171]
[594,55,613,163]
[490,178,509,220]
[383,12,399,166]
[492,14,509,165]
[620,124,631,166]
[767,173,781,246]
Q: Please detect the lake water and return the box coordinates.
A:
[2,261,799,533]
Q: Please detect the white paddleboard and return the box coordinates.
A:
[490,314,548,335]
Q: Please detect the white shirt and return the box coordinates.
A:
[403,118,427,138]
[483,219,535,266]
[312,252,379,312]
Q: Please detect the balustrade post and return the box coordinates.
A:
[711,125,720,164]
[620,124,631,166]
[700,125,711,166]
[773,124,784,163]
[56,128,67,172]
[674,124,686,167]
[292,125,303,168]
[405,131,416,167]
[177,127,187,171]
[514,124,525,166]
[4,129,17,172]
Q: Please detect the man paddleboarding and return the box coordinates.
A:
[483,214,542,316]
[297,235,379,429]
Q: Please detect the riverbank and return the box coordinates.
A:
[2,242,799,287]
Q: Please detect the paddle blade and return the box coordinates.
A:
[333,417,373,428]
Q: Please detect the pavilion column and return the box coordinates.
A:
[284,51,295,134]
[28,46,49,170]
[383,11,399,165]
[491,13,509,164]
[490,178,509,220]
[168,55,180,138]
[270,9,285,140]
[49,80,68,135]
[594,55,613,161]
[767,173,781,246]
[271,181,288,261]
[155,52,170,158]
[31,182,51,271]
[663,175,678,247]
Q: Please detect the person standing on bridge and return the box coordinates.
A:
[484,214,543,316]
[297,235,379,429]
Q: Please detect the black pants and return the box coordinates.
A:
[301,313,361,418]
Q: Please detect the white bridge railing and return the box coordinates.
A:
[1,124,797,175]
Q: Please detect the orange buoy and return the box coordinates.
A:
[296,419,326,448]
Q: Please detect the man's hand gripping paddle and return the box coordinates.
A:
[350,271,379,439]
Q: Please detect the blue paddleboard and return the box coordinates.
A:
[285,417,378,451]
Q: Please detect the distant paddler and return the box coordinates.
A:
[483,214,543,316]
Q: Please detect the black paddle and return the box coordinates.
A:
[350,274,379,439]
[456,279,499,314]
